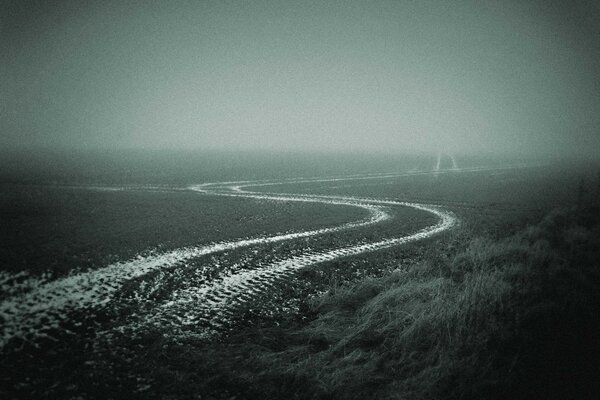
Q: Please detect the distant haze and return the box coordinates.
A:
[2,0,600,157]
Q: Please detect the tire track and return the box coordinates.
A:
[113,178,456,338]
[132,198,455,338]
[0,188,387,347]
[1,169,464,348]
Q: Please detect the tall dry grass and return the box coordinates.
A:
[93,205,600,400]
[216,205,600,399]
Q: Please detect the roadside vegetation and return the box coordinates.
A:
[125,201,599,400]
[2,162,599,399]
[13,200,596,399]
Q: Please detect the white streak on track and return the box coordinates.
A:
[0,190,387,347]
[0,171,458,347]
[143,199,455,337]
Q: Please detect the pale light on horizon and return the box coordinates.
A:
[1,0,599,158]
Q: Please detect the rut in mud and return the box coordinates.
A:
[1,171,459,347]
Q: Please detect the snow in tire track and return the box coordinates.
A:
[145,191,456,337]
[0,183,386,347]
[1,170,459,347]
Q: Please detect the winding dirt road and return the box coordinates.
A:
[1,171,459,347]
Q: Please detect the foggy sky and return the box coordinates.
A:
[2,0,600,156]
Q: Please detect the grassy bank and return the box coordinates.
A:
[2,202,599,399]
[129,205,600,400]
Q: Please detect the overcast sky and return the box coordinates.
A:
[2,0,599,156]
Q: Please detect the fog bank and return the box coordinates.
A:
[2,0,600,157]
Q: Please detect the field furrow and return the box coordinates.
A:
[1,171,459,349]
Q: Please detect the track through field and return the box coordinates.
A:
[1,170,462,347]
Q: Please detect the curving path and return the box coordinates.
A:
[1,171,459,348]
[110,179,457,338]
